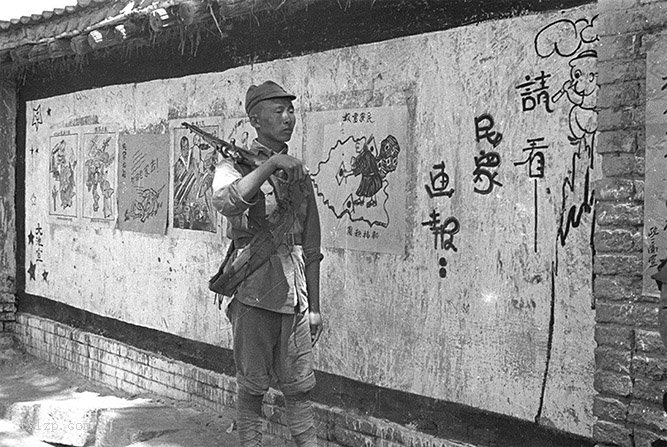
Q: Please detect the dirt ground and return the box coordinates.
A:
[0,336,295,446]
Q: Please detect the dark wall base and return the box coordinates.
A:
[18,294,593,447]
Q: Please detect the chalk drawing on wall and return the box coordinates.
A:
[117,133,170,234]
[82,131,117,220]
[306,107,408,254]
[513,137,549,253]
[422,157,459,278]
[32,104,43,131]
[473,113,504,195]
[49,132,78,218]
[534,16,599,255]
[643,41,667,297]
[172,124,220,233]
[26,222,48,282]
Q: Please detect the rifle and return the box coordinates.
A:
[182,122,308,299]
[182,121,259,172]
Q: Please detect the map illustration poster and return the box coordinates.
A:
[306,107,408,254]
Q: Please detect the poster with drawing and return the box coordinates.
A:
[171,122,220,233]
[82,130,117,220]
[220,117,254,152]
[49,131,79,218]
[644,38,667,297]
[117,133,170,234]
[305,107,408,254]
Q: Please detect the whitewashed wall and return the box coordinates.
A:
[25,4,597,436]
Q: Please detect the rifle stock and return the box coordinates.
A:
[181,121,258,169]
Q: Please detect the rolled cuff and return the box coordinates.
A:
[212,179,258,216]
[303,248,324,266]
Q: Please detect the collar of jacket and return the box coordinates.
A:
[250,139,288,157]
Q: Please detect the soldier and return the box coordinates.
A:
[211,81,323,447]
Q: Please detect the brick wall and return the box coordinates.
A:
[0,79,16,332]
[13,313,467,447]
[595,1,667,446]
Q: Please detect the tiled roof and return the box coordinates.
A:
[0,0,316,69]
[0,0,118,31]
[0,0,212,66]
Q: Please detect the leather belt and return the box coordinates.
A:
[283,233,302,246]
[235,233,302,249]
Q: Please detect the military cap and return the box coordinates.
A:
[245,81,296,115]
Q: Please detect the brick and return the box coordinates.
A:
[332,426,376,447]
[596,371,633,397]
[598,58,646,84]
[597,202,644,227]
[598,129,639,154]
[594,229,643,253]
[601,153,644,177]
[599,4,667,35]
[0,293,15,303]
[149,367,177,388]
[598,33,643,62]
[628,401,667,431]
[598,81,644,109]
[193,365,220,387]
[633,375,667,404]
[596,347,632,373]
[598,105,644,131]
[92,335,121,356]
[634,354,667,380]
[594,178,639,201]
[593,420,633,447]
[634,428,667,447]
[596,324,634,349]
[596,301,658,326]
[593,395,629,422]
[149,355,180,374]
[595,254,643,275]
[594,275,643,300]
[0,312,16,321]
[125,346,150,365]
[636,329,664,353]
[633,179,645,201]
[0,303,16,317]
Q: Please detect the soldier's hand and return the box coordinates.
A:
[269,154,308,184]
[309,311,323,347]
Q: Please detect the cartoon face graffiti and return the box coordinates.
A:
[568,50,598,101]
[559,49,598,145]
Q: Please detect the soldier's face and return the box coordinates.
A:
[251,98,295,147]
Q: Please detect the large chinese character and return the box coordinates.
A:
[422,210,460,251]
[514,137,548,179]
[516,71,554,113]
[474,114,503,147]
[425,161,455,198]
[472,151,502,195]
